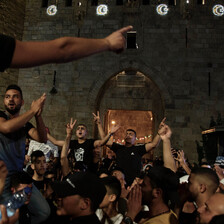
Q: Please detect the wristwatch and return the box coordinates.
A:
[123,216,133,224]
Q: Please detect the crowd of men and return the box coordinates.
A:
[1,26,224,224]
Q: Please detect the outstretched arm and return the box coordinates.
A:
[94,125,120,148]
[145,117,166,152]
[61,118,76,177]
[11,26,133,69]
[47,133,64,147]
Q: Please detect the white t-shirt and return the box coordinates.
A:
[28,140,59,162]
[96,208,123,224]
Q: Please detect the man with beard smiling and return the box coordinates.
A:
[0,84,50,223]
[106,118,166,186]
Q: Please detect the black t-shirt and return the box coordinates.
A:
[69,139,95,168]
[0,34,16,72]
[33,179,45,192]
[111,143,147,186]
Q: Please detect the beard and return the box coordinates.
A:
[5,103,21,115]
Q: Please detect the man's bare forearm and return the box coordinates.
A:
[35,115,47,143]
[0,109,35,134]
[163,139,177,173]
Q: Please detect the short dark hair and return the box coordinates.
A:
[5,84,23,99]
[191,167,219,193]
[101,176,121,202]
[10,171,33,188]
[31,150,45,163]
[126,129,136,136]
[77,124,87,130]
[146,166,179,208]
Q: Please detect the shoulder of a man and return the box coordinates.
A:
[0,110,8,120]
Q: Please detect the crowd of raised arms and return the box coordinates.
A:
[1,26,224,224]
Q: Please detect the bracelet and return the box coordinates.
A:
[123,216,133,224]
[109,132,114,137]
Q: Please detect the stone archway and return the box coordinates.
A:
[95,69,164,130]
[92,68,165,158]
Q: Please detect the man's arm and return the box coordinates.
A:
[0,161,8,196]
[0,93,45,134]
[10,26,133,69]
[93,125,120,148]
[145,118,166,152]
[47,133,64,147]
[160,125,177,173]
[28,94,47,143]
[61,118,76,177]
[175,150,191,175]
[92,111,105,139]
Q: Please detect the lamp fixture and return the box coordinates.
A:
[49,71,58,95]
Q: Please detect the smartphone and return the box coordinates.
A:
[126,31,137,49]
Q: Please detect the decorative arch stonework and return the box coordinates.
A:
[88,60,172,128]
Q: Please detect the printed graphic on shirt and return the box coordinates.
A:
[74,148,85,161]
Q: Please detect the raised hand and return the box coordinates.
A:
[105,25,133,53]
[31,93,46,115]
[160,124,172,140]
[66,118,77,136]
[126,184,142,221]
[175,150,186,165]
[214,165,224,180]
[92,111,101,124]
[110,124,120,134]
[158,117,166,136]
[0,205,19,224]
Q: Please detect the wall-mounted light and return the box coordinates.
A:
[50,71,57,95]
[156,4,169,16]
[96,4,108,16]
[213,4,224,17]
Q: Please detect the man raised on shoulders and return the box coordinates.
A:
[106,118,166,186]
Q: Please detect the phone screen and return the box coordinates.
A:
[126,31,137,49]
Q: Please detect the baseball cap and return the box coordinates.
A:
[51,172,106,210]
[214,156,224,168]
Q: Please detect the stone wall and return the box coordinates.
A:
[1,0,224,163]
